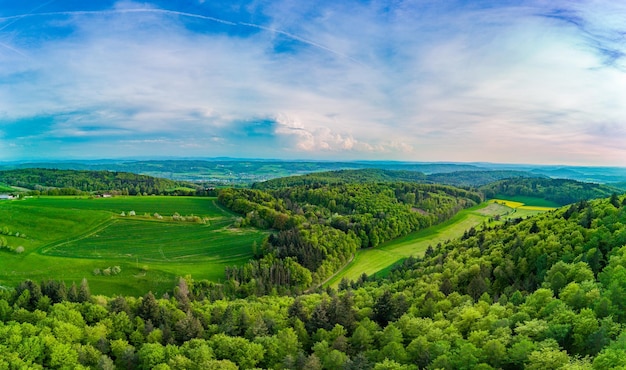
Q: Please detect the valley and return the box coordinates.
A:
[0,165,624,369]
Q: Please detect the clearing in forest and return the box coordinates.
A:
[0,196,265,296]
[326,199,555,287]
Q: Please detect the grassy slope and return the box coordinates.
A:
[326,200,557,287]
[0,197,264,296]
[326,203,505,287]
[493,194,561,207]
[489,196,558,220]
[0,183,15,192]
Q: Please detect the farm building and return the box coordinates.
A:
[0,194,14,200]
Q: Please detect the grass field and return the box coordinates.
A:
[0,183,15,192]
[0,196,265,296]
[489,196,558,220]
[325,203,506,287]
[493,194,560,208]
[326,198,558,287]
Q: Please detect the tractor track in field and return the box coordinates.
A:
[38,217,119,256]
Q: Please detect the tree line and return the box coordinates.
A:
[252,168,538,190]
[480,177,621,205]
[0,169,215,196]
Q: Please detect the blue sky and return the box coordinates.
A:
[0,0,625,165]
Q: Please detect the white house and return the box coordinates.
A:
[0,194,13,200]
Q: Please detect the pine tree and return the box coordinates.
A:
[78,278,91,303]
[610,193,620,208]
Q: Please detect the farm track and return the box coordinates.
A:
[0,196,266,296]
[38,217,117,256]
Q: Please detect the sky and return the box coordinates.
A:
[0,0,625,166]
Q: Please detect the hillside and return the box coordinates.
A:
[253,168,536,190]
[1,192,626,368]
[0,160,489,184]
[4,159,625,185]
[481,177,622,206]
[0,168,202,195]
[0,196,264,296]
[218,181,482,294]
[251,169,428,189]
[426,170,541,188]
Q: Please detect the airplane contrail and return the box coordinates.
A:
[0,41,29,58]
[0,0,56,57]
[0,0,56,32]
[0,7,363,65]
[239,22,364,66]
[0,8,236,26]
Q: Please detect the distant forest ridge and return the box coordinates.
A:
[0,168,207,196]
[252,169,540,189]
[0,168,622,207]
[254,170,623,206]
[480,178,623,206]
[1,159,626,184]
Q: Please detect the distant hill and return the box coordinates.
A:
[252,169,428,189]
[253,168,539,190]
[2,159,625,186]
[425,170,541,187]
[481,177,623,205]
[255,169,624,206]
[529,166,626,183]
[0,160,490,184]
[0,168,200,195]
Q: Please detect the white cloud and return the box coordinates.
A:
[274,113,358,152]
[0,0,625,164]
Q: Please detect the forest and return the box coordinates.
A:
[0,192,626,368]
[252,169,537,190]
[0,169,209,196]
[218,182,482,294]
[480,178,621,206]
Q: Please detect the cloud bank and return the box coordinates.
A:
[0,0,625,165]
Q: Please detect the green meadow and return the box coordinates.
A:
[492,194,561,207]
[489,196,558,220]
[0,196,265,296]
[326,200,557,288]
[0,183,15,193]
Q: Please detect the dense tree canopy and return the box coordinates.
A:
[480,177,621,205]
[253,169,537,190]
[0,168,208,196]
[218,182,481,293]
[1,193,626,368]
